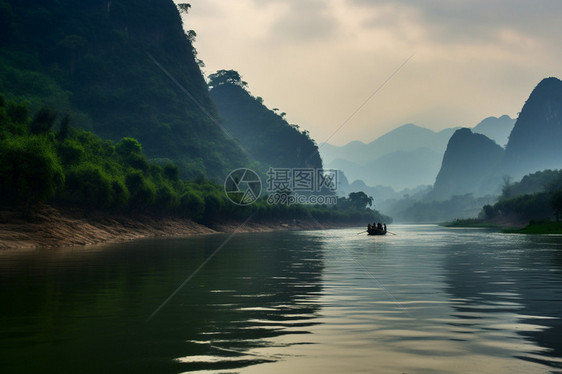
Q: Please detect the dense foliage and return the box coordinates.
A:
[480,170,562,222]
[0,0,248,180]
[209,70,323,171]
[0,97,389,225]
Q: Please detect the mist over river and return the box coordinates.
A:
[1,225,562,373]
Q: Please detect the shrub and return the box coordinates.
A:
[63,163,113,208]
[0,135,64,205]
[58,139,84,165]
[125,169,156,209]
[180,190,205,221]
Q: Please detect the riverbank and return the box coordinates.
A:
[441,218,562,234]
[502,220,562,234]
[0,204,357,249]
[440,218,503,228]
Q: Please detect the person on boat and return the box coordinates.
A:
[368,223,372,230]
[377,222,383,230]
[383,224,387,232]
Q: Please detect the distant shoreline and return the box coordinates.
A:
[441,218,562,234]
[0,204,358,250]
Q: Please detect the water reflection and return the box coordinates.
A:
[0,231,325,373]
[2,226,562,373]
[443,230,562,370]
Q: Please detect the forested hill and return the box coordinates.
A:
[502,77,562,179]
[0,0,247,179]
[209,70,323,171]
[430,128,504,200]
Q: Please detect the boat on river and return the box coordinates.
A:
[367,227,387,236]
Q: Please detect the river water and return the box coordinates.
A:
[1,225,562,373]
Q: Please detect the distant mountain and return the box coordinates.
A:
[0,0,249,179]
[329,147,443,190]
[321,124,456,189]
[430,128,504,200]
[427,77,562,202]
[502,77,562,179]
[472,115,515,147]
[210,79,322,170]
[336,171,394,198]
[322,115,516,192]
[321,124,456,166]
[335,171,425,206]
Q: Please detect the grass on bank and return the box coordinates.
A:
[440,218,501,228]
[441,217,562,234]
[502,220,562,234]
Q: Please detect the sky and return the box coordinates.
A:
[176,0,562,146]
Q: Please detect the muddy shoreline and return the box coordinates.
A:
[0,204,357,249]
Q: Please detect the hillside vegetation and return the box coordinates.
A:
[0,0,247,179]
[209,70,322,171]
[0,97,389,225]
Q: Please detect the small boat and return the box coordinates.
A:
[367,228,387,236]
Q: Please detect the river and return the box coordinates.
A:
[1,225,562,373]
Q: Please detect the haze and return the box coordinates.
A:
[179,0,561,146]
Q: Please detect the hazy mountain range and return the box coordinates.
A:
[431,77,562,201]
[321,116,515,191]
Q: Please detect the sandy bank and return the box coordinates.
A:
[0,205,354,249]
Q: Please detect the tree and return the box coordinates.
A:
[7,102,28,126]
[177,3,191,14]
[116,137,148,170]
[348,191,373,210]
[551,190,562,221]
[501,175,513,199]
[58,139,84,165]
[64,163,113,208]
[116,137,142,156]
[125,170,156,209]
[0,136,64,206]
[481,204,496,220]
[30,107,57,134]
[180,190,205,221]
[56,114,71,141]
[208,70,248,89]
[163,162,179,182]
[186,29,197,43]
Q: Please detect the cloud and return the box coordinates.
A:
[350,0,562,46]
[181,0,562,146]
[267,1,341,43]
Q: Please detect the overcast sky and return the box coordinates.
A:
[177,0,562,146]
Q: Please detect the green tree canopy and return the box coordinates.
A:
[30,107,57,135]
[116,137,142,156]
[348,191,374,210]
[551,190,562,221]
[208,70,248,89]
[0,136,64,205]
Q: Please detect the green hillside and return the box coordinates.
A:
[0,0,247,179]
[209,70,322,171]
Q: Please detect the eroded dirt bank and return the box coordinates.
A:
[0,205,354,249]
